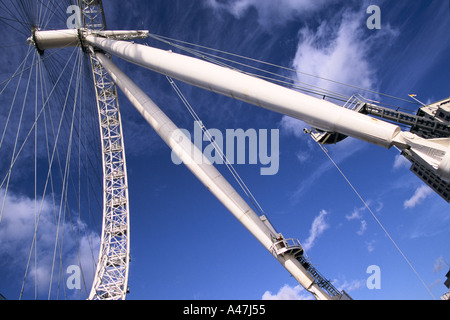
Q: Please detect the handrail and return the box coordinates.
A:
[272,238,303,257]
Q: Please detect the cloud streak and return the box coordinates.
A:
[262,277,364,300]
[393,154,410,170]
[291,3,398,99]
[346,205,368,236]
[273,3,397,201]
[433,255,447,274]
[262,284,313,300]
[290,136,367,200]
[292,12,375,98]
[302,209,329,251]
[403,185,433,209]
[205,0,338,27]
[0,189,100,298]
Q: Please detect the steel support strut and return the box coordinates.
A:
[84,36,450,185]
[78,0,131,300]
[94,52,346,300]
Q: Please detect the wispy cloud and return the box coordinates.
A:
[345,205,368,236]
[403,185,433,209]
[433,255,447,274]
[290,137,367,199]
[292,13,374,97]
[378,0,450,99]
[205,0,338,28]
[278,115,308,140]
[262,276,364,300]
[0,189,99,298]
[357,220,368,236]
[334,278,365,293]
[345,207,363,221]
[393,154,410,170]
[365,240,376,252]
[291,4,398,98]
[261,284,313,300]
[302,209,329,251]
[273,3,397,200]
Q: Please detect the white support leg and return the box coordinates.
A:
[95,52,336,301]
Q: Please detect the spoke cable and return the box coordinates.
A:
[167,76,266,217]
[149,33,421,109]
[311,134,436,300]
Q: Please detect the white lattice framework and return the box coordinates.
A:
[78,0,130,300]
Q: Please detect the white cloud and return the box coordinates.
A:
[207,2,397,201]
[263,277,364,300]
[345,207,363,221]
[365,240,376,252]
[302,209,329,251]
[393,154,410,170]
[278,115,315,164]
[205,0,337,27]
[334,278,365,293]
[357,220,367,236]
[403,185,433,209]
[278,115,308,139]
[433,255,447,274]
[292,9,379,98]
[295,151,310,163]
[0,189,100,298]
[277,5,389,136]
[345,205,368,236]
[262,284,313,300]
[273,4,396,200]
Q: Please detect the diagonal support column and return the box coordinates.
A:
[95,52,346,300]
[85,36,400,149]
[85,36,450,185]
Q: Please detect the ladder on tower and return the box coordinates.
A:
[296,255,344,299]
[268,234,348,299]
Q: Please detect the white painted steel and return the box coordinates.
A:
[95,52,333,300]
[86,36,401,149]
[87,51,130,300]
[30,30,450,182]
[87,36,450,183]
[30,29,79,50]
[79,0,131,300]
[29,29,149,51]
[393,133,450,182]
[438,148,450,182]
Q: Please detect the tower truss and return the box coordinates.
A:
[79,0,130,300]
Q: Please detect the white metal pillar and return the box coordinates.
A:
[30,29,450,183]
[85,36,400,149]
[85,36,450,183]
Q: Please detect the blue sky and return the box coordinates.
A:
[0,0,449,300]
